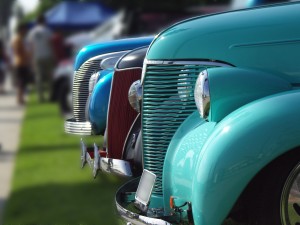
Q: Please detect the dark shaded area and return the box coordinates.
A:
[3,181,125,225]
[19,144,80,153]
[0,198,5,225]
[0,0,13,26]
[24,111,63,121]
[98,0,231,11]
[0,151,15,162]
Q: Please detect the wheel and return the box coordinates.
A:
[242,149,300,225]
[281,162,300,225]
[57,78,71,114]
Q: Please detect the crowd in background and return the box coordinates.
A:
[0,15,69,105]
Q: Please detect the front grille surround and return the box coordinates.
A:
[72,51,128,122]
[142,60,230,195]
[72,58,102,122]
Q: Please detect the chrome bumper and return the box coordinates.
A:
[65,118,92,135]
[81,139,132,178]
[116,178,172,225]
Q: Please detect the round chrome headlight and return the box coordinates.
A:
[89,72,100,94]
[128,80,142,112]
[194,70,210,119]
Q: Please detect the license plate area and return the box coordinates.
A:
[135,169,156,212]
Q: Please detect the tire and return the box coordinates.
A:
[243,149,300,225]
[57,78,71,114]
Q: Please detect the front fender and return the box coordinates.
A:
[165,90,300,225]
[163,111,209,211]
[89,71,114,134]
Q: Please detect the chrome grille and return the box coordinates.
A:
[142,61,226,195]
[72,59,101,122]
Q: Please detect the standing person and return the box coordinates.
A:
[27,14,54,102]
[12,24,30,105]
[0,41,8,94]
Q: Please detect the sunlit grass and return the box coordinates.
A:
[3,93,124,225]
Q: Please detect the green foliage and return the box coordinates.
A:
[21,0,62,23]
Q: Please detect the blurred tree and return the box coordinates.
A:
[21,0,62,23]
[0,0,14,26]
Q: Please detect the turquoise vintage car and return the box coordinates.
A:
[116,2,300,225]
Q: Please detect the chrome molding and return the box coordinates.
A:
[145,59,232,67]
[116,204,171,225]
[116,179,171,225]
[65,118,92,135]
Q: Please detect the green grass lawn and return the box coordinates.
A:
[3,94,124,225]
[2,93,249,225]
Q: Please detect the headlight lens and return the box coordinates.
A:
[194,70,210,119]
[89,72,100,94]
[128,80,142,112]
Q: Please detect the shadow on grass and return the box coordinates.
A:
[3,179,124,225]
[25,111,62,121]
[0,151,15,162]
[0,198,6,225]
[19,144,81,153]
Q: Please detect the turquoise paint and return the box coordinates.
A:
[147,2,300,83]
[89,71,113,134]
[163,111,211,215]
[165,90,300,225]
[207,67,292,122]
[74,36,153,70]
[134,2,300,224]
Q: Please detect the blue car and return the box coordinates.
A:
[65,37,153,177]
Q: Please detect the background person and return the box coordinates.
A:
[27,14,54,102]
[0,40,9,94]
[12,24,30,105]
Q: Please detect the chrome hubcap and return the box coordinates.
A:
[281,164,300,225]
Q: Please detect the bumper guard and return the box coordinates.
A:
[81,139,132,178]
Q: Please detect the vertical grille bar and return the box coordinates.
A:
[142,62,218,195]
[72,59,101,122]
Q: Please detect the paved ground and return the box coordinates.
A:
[0,75,25,224]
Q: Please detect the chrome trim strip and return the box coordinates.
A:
[122,113,140,158]
[116,204,171,225]
[114,67,144,72]
[64,118,92,135]
[144,59,232,67]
